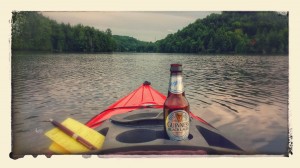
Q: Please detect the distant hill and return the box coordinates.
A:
[12,11,288,55]
[156,12,288,54]
[12,12,115,52]
[11,12,155,53]
[113,35,156,52]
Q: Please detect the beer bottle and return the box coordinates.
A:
[164,64,190,141]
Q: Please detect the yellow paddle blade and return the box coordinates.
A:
[45,118,105,154]
[49,142,70,154]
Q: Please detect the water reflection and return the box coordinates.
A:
[12,53,288,154]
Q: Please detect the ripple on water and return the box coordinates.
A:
[12,53,288,154]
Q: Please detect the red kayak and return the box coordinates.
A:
[86,81,211,129]
[85,81,243,155]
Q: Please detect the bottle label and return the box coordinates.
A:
[169,75,184,94]
[166,110,190,141]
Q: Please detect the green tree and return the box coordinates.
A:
[155,11,288,55]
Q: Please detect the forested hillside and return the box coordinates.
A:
[12,11,288,55]
[156,12,288,54]
[12,12,115,52]
[113,35,156,52]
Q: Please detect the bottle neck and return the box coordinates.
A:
[168,72,184,95]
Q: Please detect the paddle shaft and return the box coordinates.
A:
[49,119,97,150]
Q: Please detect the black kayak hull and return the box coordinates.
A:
[90,109,243,155]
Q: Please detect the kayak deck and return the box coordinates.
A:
[90,109,243,155]
[85,82,243,155]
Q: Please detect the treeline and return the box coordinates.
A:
[113,35,156,52]
[12,12,115,52]
[12,11,288,55]
[156,12,288,54]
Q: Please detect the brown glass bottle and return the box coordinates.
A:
[164,64,190,141]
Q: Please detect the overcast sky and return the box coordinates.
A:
[41,11,219,42]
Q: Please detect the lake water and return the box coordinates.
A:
[11,52,289,155]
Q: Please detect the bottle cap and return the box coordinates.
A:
[170,64,182,72]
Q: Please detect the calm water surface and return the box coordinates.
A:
[12,52,288,155]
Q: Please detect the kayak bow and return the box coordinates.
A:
[86,81,212,128]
